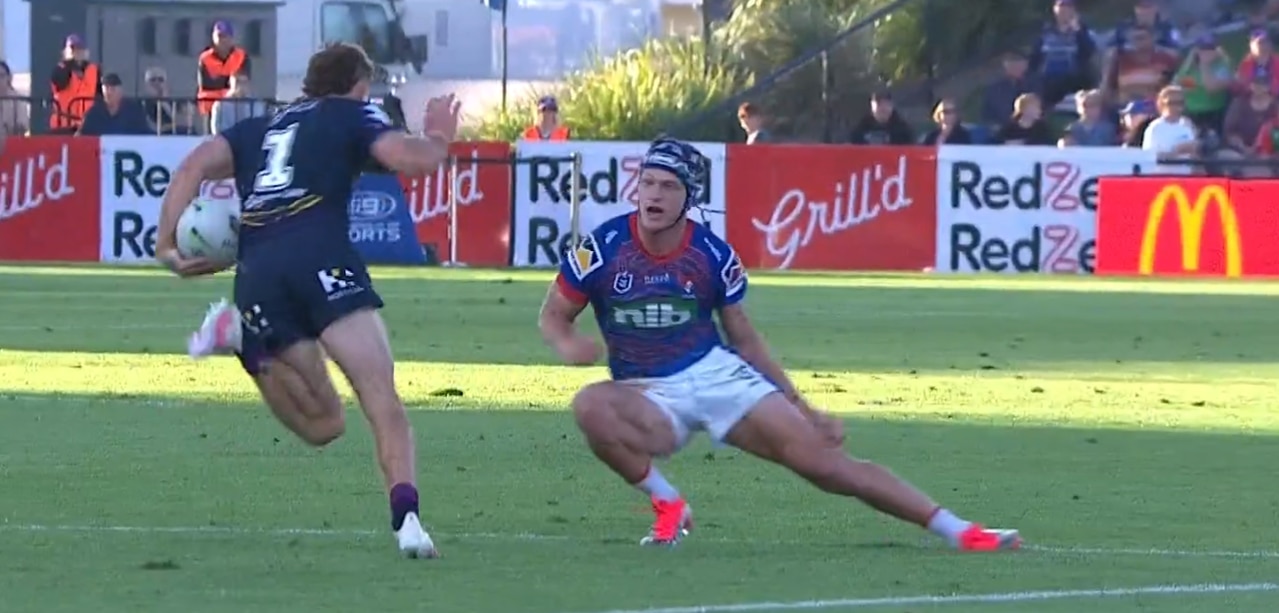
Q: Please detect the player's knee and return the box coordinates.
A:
[299,413,346,447]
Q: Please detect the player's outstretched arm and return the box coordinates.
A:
[369,132,451,177]
[538,282,599,366]
[155,136,235,277]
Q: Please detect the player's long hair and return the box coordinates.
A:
[302,43,374,98]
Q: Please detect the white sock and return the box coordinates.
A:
[633,464,680,501]
[926,508,972,545]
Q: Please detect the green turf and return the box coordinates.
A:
[0,266,1277,613]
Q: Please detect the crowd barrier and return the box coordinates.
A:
[0,136,1272,279]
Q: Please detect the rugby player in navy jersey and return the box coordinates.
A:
[539,138,1021,550]
[153,43,460,559]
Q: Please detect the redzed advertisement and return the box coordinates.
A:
[725,145,936,270]
[0,137,101,262]
[401,141,512,266]
[1096,177,1279,278]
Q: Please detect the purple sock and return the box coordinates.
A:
[389,483,419,531]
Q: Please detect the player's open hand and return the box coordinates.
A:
[556,334,601,366]
[423,94,461,142]
[157,248,227,278]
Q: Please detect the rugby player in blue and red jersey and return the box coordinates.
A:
[538,138,1021,550]
[154,43,458,559]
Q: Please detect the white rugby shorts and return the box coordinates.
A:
[625,346,780,450]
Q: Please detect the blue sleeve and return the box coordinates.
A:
[555,232,604,305]
[715,242,748,308]
[354,101,397,164]
[77,105,103,135]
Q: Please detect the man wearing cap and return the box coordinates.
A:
[197,20,251,133]
[522,96,570,141]
[49,34,100,134]
[1235,28,1279,96]
[78,73,151,136]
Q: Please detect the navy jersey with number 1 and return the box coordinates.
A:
[219,97,398,370]
[556,213,748,380]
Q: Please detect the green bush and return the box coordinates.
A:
[468,37,750,142]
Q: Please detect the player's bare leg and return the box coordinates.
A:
[316,308,436,559]
[724,393,1020,551]
[187,300,344,445]
[572,381,693,545]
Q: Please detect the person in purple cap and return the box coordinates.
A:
[49,34,100,134]
[1234,28,1279,96]
[521,95,570,140]
[197,20,251,131]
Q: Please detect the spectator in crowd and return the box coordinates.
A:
[211,72,269,134]
[0,61,29,137]
[1249,99,1279,173]
[197,21,249,132]
[736,102,771,144]
[848,91,914,145]
[140,67,196,135]
[1059,89,1117,146]
[996,93,1055,145]
[49,34,100,134]
[1222,74,1276,156]
[1113,0,1180,51]
[1102,24,1180,108]
[1143,85,1200,172]
[920,98,973,145]
[1174,33,1234,133]
[1233,29,1279,95]
[982,50,1043,128]
[78,73,151,136]
[1120,98,1157,147]
[523,96,570,141]
[1030,0,1098,108]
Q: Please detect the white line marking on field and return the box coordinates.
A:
[567,583,1279,613]
[4,523,1279,561]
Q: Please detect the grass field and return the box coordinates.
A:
[1,266,1277,613]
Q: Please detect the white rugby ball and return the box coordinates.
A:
[176,198,240,263]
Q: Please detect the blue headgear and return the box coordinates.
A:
[641,137,709,214]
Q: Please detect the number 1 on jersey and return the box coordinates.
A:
[255,125,298,192]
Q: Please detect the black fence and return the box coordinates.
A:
[0,95,286,136]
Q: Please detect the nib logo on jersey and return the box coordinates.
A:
[100,138,240,263]
[512,141,726,267]
[612,298,696,329]
[935,147,1157,274]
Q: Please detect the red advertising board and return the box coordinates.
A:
[0,136,101,262]
[1096,177,1279,278]
[401,141,513,267]
[724,145,937,270]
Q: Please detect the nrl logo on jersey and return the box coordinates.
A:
[567,235,602,280]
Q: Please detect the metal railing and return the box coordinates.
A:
[1,95,286,136]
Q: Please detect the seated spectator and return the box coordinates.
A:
[1234,29,1279,95]
[920,98,973,145]
[78,73,151,136]
[0,60,28,137]
[982,50,1042,128]
[847,91,914,145]
[1103,24,1180,108]
[1030,0,1098,108]
[996,93,1055,145]
[1112,0,1180,51]
[1223,75,1276,155]
[211,73,269,135]
[1120,99,1157,147]
[1175,33,1233,134]
[1059,89,1117,146]
[1250,102,1279,162]
[140,67,195,135]
[1142,85,1199,173]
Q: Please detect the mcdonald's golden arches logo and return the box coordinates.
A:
[1138,185,1242,277]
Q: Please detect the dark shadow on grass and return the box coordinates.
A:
[1,272,1276,371]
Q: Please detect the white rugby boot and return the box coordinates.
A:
[396,512,439,559]
[187,299,241,359]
